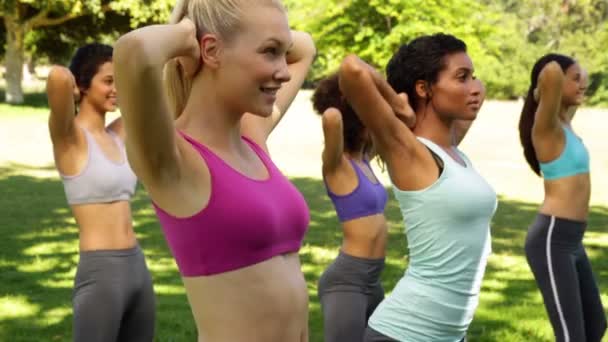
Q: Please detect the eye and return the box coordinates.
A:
[264,47,279,56]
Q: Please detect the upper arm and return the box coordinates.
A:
[241,31,316,148]
[338,55,416,156]
[321,108,344,172]
[113,34,181,185]
[532,62,563,139]
[46,66,77,146]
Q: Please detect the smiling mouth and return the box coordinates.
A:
[260,87,280,96]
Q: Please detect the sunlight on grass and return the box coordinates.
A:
[17,227,74,241]
[23,241,77,256]
[35,307,71,326]
[38,276,75,289]
[585,231,608,245]
[154,284,186,295]
[17,257,71,273]
[300,244,338,263]
[147,258,179,273]
[0,296,40,319]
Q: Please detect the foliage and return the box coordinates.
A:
[286,0,608,104]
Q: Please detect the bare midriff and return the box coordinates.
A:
[540,173,591,221]
[341,214,388,259]
[183,252,309,342]
[72,200,137,251]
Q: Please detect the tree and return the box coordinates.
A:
[0,0,173,104]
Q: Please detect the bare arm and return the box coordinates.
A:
[241,31,316,148]
[338,54,416,158]
[113,19,199,185]
[321,108,345,173]
[532,61,564,139]
[47,66,78,146]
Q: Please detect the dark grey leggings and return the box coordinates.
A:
[73,245,155,342]
[525,214,607,342]
[363,327,465,342]
[318,251,385,342]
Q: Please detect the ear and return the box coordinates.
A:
[200,34,222,69]
[415,80,432,99]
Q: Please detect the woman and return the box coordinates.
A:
[46,43,155,342]
[112,0,316,341]
[334,33,496,342]
[312,73,389,342]
[520,54,607,342]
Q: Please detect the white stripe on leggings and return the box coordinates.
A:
[546,215,570,342]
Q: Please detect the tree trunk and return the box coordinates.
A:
[4,14,25,104]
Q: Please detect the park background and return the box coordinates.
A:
[1,1,607,341]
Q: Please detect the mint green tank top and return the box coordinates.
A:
[368,137,497,342]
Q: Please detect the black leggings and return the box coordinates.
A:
[318,251,385,342]
[73,245,156,342]
[525,214,607,342]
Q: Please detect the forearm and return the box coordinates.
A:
[114,22,196,71]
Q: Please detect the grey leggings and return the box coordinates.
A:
[73,245,155,342]
[318,251,385,342]
[363,327,466,342]
[525,214,607,342]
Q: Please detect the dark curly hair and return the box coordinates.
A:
[312,72,372,155]
[69,43,113,94]
[519,53,575,176]
[386,33,467,111]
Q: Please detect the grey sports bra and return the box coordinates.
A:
[59,127,137,205]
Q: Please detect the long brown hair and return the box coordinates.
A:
[518,53,575,175]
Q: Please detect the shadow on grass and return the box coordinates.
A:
[0,170,606,342]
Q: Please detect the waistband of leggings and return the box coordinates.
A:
[338,250,386,265]
[79,244,141,258]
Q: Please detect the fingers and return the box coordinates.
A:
[395,93,416,128]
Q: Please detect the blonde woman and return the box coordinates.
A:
[113,0,315,341]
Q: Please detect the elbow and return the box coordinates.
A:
[339,54,366,82]
[114,35,154,72]
[300,32,317,59]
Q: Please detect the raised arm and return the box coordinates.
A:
[338,54,416,157]
[241,31,316,148]
[113,19,199,185]
[47,66,78,146]
[321,108,345,173]
[532,61,564,139]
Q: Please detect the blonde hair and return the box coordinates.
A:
[164,0,285,118]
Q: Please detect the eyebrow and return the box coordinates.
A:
[455,67,474,74]
[265,38,294,49]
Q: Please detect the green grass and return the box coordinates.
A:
[1,90,607,341]
[0,163,606,341]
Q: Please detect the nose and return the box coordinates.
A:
[274,58,291,84]
[471,79,484,97]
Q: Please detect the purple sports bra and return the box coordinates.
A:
[325,159,388,222]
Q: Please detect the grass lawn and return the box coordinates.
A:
[1,91,607,341]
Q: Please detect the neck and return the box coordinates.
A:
[560,105,575,125]
[75,100,107,133]
[175,72,244,149]
[413,105,453,148]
